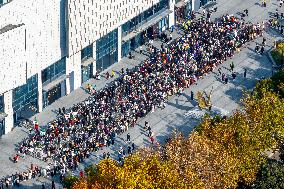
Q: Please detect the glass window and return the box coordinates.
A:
[81,44,93,61]
[12,75,38,113]
[0,95,4,112]
[42,58,66,85]
[96,28,118,72]
[0,119,5,137]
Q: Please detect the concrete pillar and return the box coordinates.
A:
[65,56,72,94]
[117,26,122,62]
[191,0,195,11]
[193,0,200,11]
[4,90,13,134]
[60,81,66,96]
[92,41,97,74]
[169,0,175,27]
[37,72,43,112]
[66,52,81,92]
[72,52,82,90]
[65,76,71,94]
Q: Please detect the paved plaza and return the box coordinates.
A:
[0,0,282,188]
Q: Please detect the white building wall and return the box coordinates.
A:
[92,42,97,74]
[66,51,81,90]
[169,0,175,27]
[0,25,26,95]
[117,26,122,62]
[67,0,162,56]
[0,0,66,79]
[3,90,13,134]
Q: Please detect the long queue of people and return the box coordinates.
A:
[9,14,264,187]
[0,165,58,189]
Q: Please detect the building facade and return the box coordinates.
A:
[0,0,201,136]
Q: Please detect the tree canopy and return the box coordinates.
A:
[70,69,284,189]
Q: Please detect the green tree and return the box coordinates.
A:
[252,160,284,189]
[63,175,79,189]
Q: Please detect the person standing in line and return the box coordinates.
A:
[144,121,149,130]
[244,68,247,78]
[218,67,222,76]
[230,62,235,72]
[86,83,92,94]
[140,46,143,54]
[105,72,110,80]
[126,133,130,142]
[232,72,237,80]
[127,146,132,154]
[262,0,266,7]
[150,136,155,144]
[102,152,106,159]
[222,73,225,82]
[190,91,194,101]
[224,75,229,84]
[260,45,265,55]
[51,180,56,189]
[111,70,115,78]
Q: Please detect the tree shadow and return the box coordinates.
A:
[166,100,193,112]
[224,87,244,105]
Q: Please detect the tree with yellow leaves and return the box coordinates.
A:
[70,72,284,189]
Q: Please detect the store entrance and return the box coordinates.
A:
[0,119,5,137]
[147,27,154,39]
[43,83,63,108]
[47,83,62,105]
[81,64,93,83]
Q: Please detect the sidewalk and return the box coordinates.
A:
[29,29,181,126]
[1,0,279,188]
[0,26,181,180]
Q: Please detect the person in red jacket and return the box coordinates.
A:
[79,170,84,178]
[34,123,39,133]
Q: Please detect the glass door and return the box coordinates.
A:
[122,41,131,58]
[81,64,93,83]
[47,84,62,105]
[0,120,5,137]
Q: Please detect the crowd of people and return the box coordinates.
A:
[4,13,265,188]
[0,166,57,189]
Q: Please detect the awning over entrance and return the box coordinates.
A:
[81,57,95,67]
[0,112,7,121]
[203,1,217,9]
[42,74,67,92]
[122,9,173,43]
[175,0,186,8]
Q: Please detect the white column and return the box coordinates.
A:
[169,0,175,27]
[60,81,66,96]
[65,56,72,94]
[117,26,122,62]
[193,0,200,11]
[92,42,97,74]
[65,76,71,95]
[66,52,81,92]
[4,90,13,134]
[37,72,43,112]
[191,0,195,11]
[72,52,82,89]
